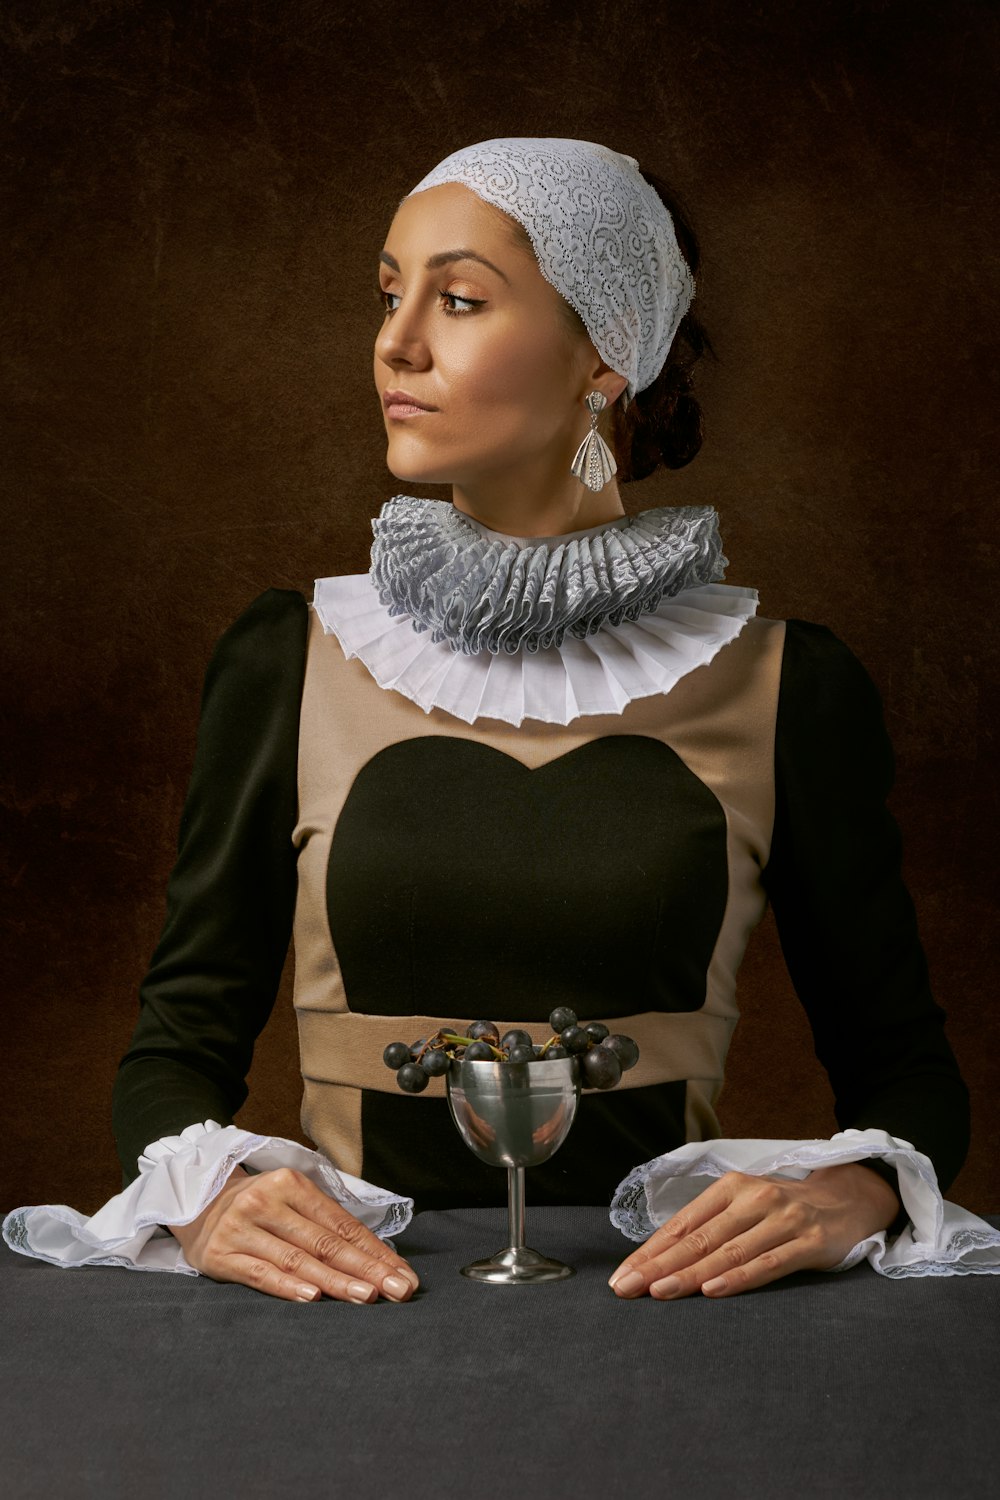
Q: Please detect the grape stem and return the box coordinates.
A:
[419,1029,565,1063]
[417,1029,506,1062]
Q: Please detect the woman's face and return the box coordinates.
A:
[373,183,605,491]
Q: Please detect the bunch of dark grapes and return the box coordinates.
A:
[382,1008,639,1094]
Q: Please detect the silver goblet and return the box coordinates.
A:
[445,1055,581,1284]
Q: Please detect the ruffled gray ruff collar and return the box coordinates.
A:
[369,495,729,657]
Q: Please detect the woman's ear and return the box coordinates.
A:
[585,358,628,408]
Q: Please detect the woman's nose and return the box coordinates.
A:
[375,300,431,368]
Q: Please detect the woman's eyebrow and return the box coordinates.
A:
[379,249,510,285]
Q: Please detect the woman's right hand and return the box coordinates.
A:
[167,1164,420,1305]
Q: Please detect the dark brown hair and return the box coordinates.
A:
[499,169,714,481]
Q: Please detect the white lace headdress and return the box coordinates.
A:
[402,136,695,401]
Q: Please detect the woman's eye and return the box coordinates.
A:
[439,292,482,316]
[375,288,483,317]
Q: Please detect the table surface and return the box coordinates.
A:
[3,1206,998,1500]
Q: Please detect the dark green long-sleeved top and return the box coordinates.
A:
[112,589,969,1219]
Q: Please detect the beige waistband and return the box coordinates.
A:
[295,1009,735,1098]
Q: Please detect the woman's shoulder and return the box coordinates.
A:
[219,586,309,642]
[761,616,887,741]
[204,588,311,690]
[225,585,310,631]
[776,617,880,689]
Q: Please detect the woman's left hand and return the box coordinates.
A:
[608,1161,901,1300]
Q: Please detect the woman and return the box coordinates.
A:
[5,138,975,1303]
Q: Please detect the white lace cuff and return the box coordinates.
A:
[608,1129,1000,1278]
[2,1121,414,1274]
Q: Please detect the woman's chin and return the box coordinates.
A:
[385,454,452,485]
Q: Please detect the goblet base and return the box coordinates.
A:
[459,1245,575,1284]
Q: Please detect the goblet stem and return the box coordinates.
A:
[507,1166,526,1250]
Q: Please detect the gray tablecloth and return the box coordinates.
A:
[3,1206,998,1499]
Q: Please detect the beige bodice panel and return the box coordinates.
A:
[290,607,786,1176]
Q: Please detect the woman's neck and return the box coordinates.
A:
[450,476,626,540]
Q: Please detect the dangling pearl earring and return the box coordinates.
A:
[570,391,618,492]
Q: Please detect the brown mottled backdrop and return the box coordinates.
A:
[2,0,997,1217]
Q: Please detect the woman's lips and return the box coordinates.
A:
[386,403,436,419]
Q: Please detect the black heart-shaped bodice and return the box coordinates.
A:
[327,734,728,1022]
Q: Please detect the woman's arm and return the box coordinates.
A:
[760,618,971,1203]
[111,587,310,1187]
[607,619,972,1301]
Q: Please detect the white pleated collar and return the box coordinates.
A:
[312,498,759,727]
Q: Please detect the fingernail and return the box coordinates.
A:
[348,1282,375,1303]
[702,1276,727,1294]
[650,1275,682,1297]
[383,1275,411,1299]
[610,1270,644,1295]
[398,1267,420,1289]
[296,1285,321,1302]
